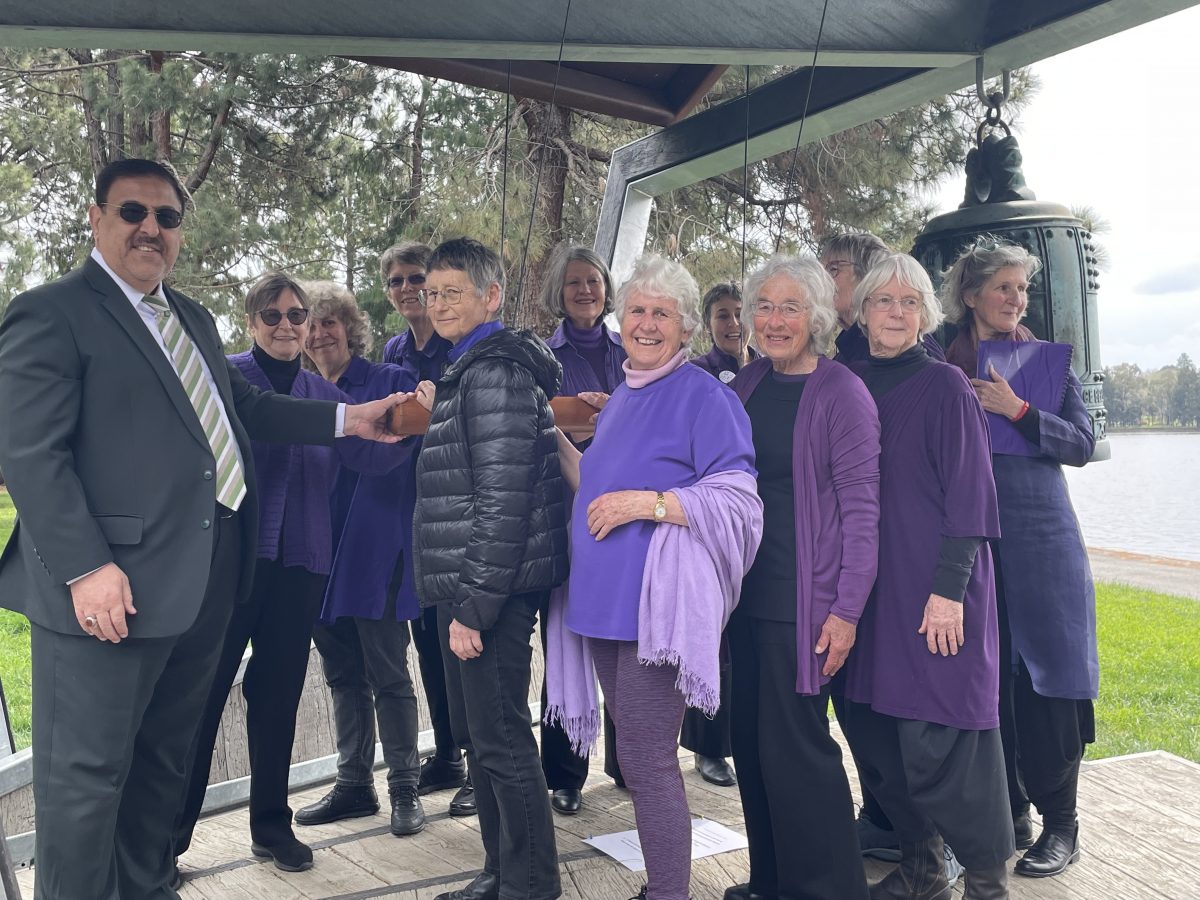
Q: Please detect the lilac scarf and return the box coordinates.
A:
[544,469,762,754]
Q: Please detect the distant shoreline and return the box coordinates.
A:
[1087,547,1200,601]
[1107,427,1199,435]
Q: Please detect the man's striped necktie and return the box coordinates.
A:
[143,294,247,511]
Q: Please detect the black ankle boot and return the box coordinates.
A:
[295,783,379,826]
[869,835,952,900]
[1015,821,1079,878]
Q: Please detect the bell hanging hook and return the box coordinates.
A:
[974,58,1013,146]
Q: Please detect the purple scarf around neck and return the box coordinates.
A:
[945,321,1036,377]
[543,469,763,753]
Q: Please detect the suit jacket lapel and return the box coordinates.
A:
[86,259,211,452]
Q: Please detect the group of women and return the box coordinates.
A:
[173,228,1098,900]
[543,234,1097,900]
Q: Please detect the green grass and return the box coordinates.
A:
[1091,583,1199,762]
[0,490,1194,758]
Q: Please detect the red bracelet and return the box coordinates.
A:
[1011,400,1030,422]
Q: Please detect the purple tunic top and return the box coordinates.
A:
[732,356,881,695]
[842,360,1002,730]
[566,363,756,641]
[547,321,627,396]
[320,356,419,624]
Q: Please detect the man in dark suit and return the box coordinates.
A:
[0,158,405,900]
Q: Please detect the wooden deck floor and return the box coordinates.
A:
[17,735,1199,899]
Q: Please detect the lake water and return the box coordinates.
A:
[1063,432,1200,562]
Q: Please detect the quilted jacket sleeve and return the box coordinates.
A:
[450,358,542,630]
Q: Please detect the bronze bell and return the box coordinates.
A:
[912,130,1110,460]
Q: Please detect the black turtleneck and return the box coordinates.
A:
[865,341,980,602]
[252,343,301,395]
[862,342,932,399]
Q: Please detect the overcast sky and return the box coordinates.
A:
[929,5,1200,371]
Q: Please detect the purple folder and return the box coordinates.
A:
[978,340,1073,457]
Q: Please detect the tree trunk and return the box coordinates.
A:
[148,52,171,163]
[401,78,431,230]
[513,100,571,336]
[67,49,109,177]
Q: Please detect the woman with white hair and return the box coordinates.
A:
[548,254,762,900]
[839,253,1013,900]
[721,256,879,900]
[942,239,1097,880]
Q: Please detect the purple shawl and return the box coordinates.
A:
[732,356,881,695]
[544,469,762,753]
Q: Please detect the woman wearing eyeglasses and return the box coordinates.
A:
[720,256,877,900]
[838,254,1013,900]
[174,273,413,875]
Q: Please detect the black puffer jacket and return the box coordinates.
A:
[414,327,569,629]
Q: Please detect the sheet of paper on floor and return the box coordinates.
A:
[583,819,748,872]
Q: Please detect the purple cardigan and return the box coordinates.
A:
[230,350,409,576]
[547,321,627,395]
[731,356,881,695]
[321,356,419,623]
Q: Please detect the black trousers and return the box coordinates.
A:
[729,615,868,900]
[440,596,560,900]
[997,583,1094,832]
[30,509,241,900]
[175,556,327,853]
[312,592,421,791]
[830,691,892,831]
[839,701,1015,870]
[411,603,461,761]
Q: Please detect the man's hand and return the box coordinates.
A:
[70,562,136,642]
[343,393,409,442]
[815,613,857,677]
[918,593,965,656]
[449,619,484,660]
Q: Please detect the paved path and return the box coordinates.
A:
[1088,547,1200,600]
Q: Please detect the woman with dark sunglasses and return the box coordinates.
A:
[173,272,414,876]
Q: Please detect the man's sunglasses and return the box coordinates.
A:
[386,273,427,290]
[102,201,184,230]
[257,308,309,327]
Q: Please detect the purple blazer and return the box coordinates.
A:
[547,322,627,396]
[229,350,407,575]
[731,356,881,695]
[320,356,419,623]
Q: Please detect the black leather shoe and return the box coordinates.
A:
[295,783,379,826]
[551,788,582,815]
[250,836,314,872]
[1014,811,1035,850]
[1015,822,1080,878]
[695,753,737,786]
[449,775,477,817]
[418,753,468,795]
[433,871,500,900]
[390,785,426,835]
[724,882,771,900]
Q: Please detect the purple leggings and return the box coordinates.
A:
[589,638,690,900]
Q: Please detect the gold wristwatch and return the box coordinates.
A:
[653,491,667,522]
